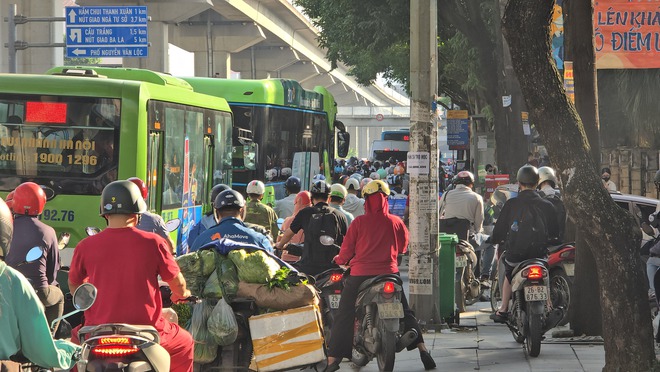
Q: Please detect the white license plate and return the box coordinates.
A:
[563,263,575,276]
[524,285,548,301]
[455,255,468,268]
[328,294,341,309]
[378,302,404,319]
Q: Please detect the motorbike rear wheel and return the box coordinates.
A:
[526,308,543,357]
[490,277,501,312]
[376,329,396,371]
[550,269,571,326]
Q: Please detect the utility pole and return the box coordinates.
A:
[408,0,438,325]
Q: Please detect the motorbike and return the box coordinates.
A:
[455,240,484,313]
[314,266,346,343]
[504,256,562,357]
[350,273,415,371]
[547,242,575,326]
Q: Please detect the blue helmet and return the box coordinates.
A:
[312,174,326,182]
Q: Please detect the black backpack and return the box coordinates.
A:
[505,203,549,262]
[304,206,341,266]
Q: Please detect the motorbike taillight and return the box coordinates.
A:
[383,282,395,294]
[525,265,544,280]
[330,273,343,283]
[91,337,139,357]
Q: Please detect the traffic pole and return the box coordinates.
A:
[408,0,439,326]
[8,4,17,73]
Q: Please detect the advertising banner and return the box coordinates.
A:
[447,110,469,150]
[594,0,660,69]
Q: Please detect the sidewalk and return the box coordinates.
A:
[337,301,606,372]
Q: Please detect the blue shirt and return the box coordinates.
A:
[190,217,273,252]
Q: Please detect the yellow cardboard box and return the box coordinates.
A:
[248,305,325,371]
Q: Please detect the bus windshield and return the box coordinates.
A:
[231,104,329,192]
[0,94,120,195]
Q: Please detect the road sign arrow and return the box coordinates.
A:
[69,29,82,43]
[72,48,86,56]
[68,9,76,23]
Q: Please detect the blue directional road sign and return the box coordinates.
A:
[65,6,148,58]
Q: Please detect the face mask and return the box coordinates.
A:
[602,175,610,182]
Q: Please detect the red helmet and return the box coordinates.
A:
[127,177,148,200]
[5,191,14,212]
[13,182,47,216]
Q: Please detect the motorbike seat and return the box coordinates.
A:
[79,323,160,343]
[357,274,403,293]
[511,258,548,278]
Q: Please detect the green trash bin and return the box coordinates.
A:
[438,233,458,323]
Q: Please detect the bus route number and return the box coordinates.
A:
[40,209,75,222]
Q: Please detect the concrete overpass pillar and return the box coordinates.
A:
[0,0,63,73]
[123,21,169,72]
[194,50,231,77]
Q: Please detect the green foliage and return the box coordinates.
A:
[63,56,102,66]
[267,267,293,290]
[171,303,192,328]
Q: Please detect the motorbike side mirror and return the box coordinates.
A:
[165,218,181,232]
[276,218,284,230]
[320,235,335,246]
[85,226,101,236]
[73,283,97,311]
[25,246,43,263]
[641,222,655,237]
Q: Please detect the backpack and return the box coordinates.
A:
[304,206,341,266]
[505,203,549,262]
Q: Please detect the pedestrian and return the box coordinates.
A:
[601,167,617,192]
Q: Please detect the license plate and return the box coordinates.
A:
[328,294,341,309]
[524,285,548,301]
[378,302,404,319]
[563,263,575,276]
[455,255,467,268]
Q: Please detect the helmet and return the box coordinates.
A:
[349,173,363,183]
[100,180,147,215]
[360,177,372,190]
[312,174,326,182]
[394,165,405,175]
[387,174,401,186]
[345,178,360,191]
[537,166,557,188]
[330,184,348,199]
[339,175,349,186]
[517,165,540,186]
[310,180,330,195]
[246,180,266,195]
[373,161,381,169]
[370,172,380,180]
[0,197,12,258]
[377,169,388,180]
[5,191,14,212]
[127,177,148,200]
[285,176,301,192]
[294,191,312,208]
[362,180,390,196]
[214,189,245,210]
[454,171,475,186]
[13,182,47,216]
[210,184,231,205]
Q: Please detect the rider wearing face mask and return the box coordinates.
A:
[601,167,617,192]
[0,197,80,371]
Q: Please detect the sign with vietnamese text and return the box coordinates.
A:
[65,6,148,58]
[407,152,430,175]
[594,1,660,69]
[563,61,575,103]
[447,110,469,150]
[522,112,531,136]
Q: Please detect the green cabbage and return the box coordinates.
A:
[228,249,280,284]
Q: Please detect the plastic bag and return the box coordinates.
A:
[228,249,280,284]
[202,268,223,299]
[219,259,239,300]
[188,300,218,364]
[208,298,238,346]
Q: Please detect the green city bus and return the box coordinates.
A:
[0,67,233,261]
[182,78,349,199]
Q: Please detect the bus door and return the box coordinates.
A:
[292,152,320,191]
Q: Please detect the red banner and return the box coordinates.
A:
[594,1,660,69]
[484,175,510,200]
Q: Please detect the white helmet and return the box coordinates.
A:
[537,166,558,188]
[246,180,266,195]
[360,177,373,190]
[345,178,360,191]
[369,172,380,180]
[330,184,348,199]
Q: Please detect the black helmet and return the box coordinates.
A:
[517,165,540,187]
[285,176,302,193]
[210,184,231,205]
[100,180,147,216]
[310,180,330,195]
[454,171,475,186]
[0,197,13,259]
[214,189,245,210]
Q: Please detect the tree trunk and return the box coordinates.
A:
[501,1,656,371]
[564,0,603,336]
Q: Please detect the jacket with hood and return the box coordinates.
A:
[343,193,365,217]
[335,192,408,276]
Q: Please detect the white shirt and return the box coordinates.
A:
[274,194,296,219]
[603,180,617,192]
[438,184,484,234]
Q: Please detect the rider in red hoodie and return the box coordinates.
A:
[323,180,436,371]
